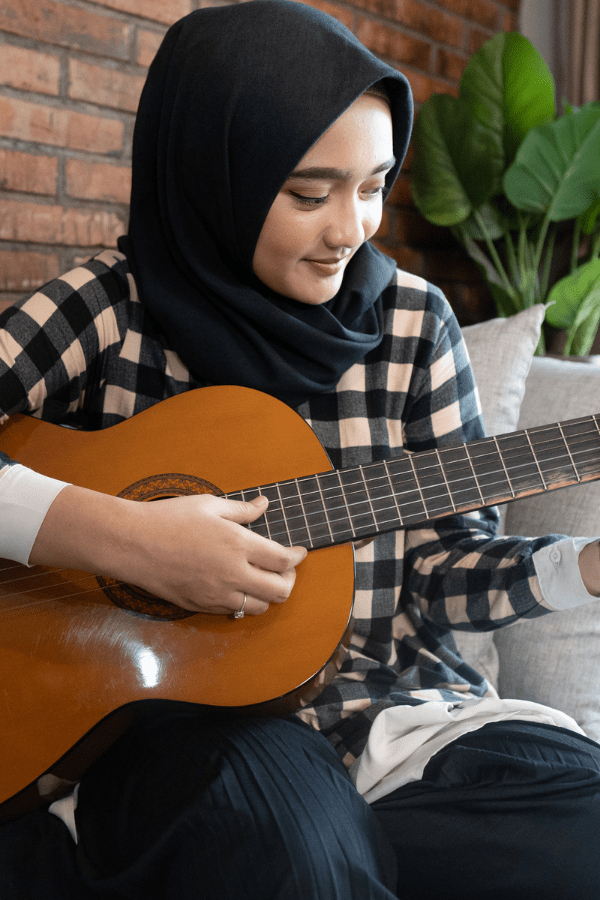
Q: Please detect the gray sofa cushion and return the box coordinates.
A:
[496,355,600,741]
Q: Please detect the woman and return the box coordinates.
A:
[1,2,600,897]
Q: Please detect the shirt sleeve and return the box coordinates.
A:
[533,537,600,610]
[400,285,582,632]
[0,254,126,424]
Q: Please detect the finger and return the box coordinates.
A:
[248,539,307,574]
[230,592,270,618]
[217,494,269,525]
[238,563,298,607]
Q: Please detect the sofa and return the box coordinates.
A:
[457,304,600,743]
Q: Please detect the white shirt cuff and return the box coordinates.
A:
[0,464,70,565]
[533,537,600,610]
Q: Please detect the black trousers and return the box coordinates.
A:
[371,720,600,900]
[0,711,397,899]
[2,712,600,899]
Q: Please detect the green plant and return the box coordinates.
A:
[411,32,600,354]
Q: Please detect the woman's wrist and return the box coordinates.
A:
[577,539,600,597]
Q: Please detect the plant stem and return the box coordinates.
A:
[571,218,581,272]
[504,230,520,287]
[473,208,515,299]
[591,230,600,260]
[539,223,557,303]
[533,212,551,276]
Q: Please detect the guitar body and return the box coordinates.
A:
[0,386,354,820]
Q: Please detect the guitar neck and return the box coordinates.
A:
[231,414,600,550]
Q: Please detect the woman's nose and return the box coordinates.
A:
[323,199,366,250]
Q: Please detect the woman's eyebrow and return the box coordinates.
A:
[286,157,396,181]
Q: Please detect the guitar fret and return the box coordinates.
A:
[278,479,310,547]
[359,465,378,530]
[339,468,376,537]
[319,471,353,542]
[469,436,514,503]
[294,478,313,548]
[226,413,600,552]
[385,455,426,525]
[383,459,403,527]
[493,436,516,498]
[435,449,456,512]
[408,454,429,520]
[337,471,354,536]
[293,474,333,548]
[275,483,292,545]
[524,430,547,490]
[463,444,485,506]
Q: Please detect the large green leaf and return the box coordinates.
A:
[411,94,499,226]
[459,32,555,167]
[504,103,600,220]
[545,258,600,329]
[579,193,600,235]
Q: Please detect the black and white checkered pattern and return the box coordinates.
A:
[0,250,559,766]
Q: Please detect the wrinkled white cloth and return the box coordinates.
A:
[350,695,585,804]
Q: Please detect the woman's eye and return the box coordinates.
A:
[289,191,328,207]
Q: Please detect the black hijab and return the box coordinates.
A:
[119,0,413,407]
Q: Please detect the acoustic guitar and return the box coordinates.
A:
[1,384,600,822]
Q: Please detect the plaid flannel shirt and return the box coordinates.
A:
[0,249,560,766]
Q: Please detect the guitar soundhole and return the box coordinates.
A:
[96,473,222,621]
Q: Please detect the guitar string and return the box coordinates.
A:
[242,431,600,543]
[236,420,600,515]
[1,419,599,607]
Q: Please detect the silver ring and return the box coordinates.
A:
[233,593,247,619]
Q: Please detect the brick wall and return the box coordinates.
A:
[0,0,520,321]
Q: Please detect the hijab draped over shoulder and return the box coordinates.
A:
[119,0,413,407]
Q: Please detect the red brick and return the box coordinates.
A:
[394,0,464,49]
[436,47,468,82]
[0,250,59,292]
[425,247,481,282]
[433,0,501,30]
[396,208,456,247]
[468,25,495,54]
[0,297,20,314]
[349,0,396,20]
[386,171,412,207]
[502,10,520,31]
[66,158,131,204]
[385,242,425,275]
[0,97,124,154]
[69,59,145,113]
[288,0,354,31]
[0,198,125,246]
[356,17,431,68]
[436,279,494,326]
[0,0,130,60]
[374,209,390,239]
[88,0,192,26]
[0,43,60,95]
[405,70,458,105]
[137,28,166,67]
[0,148,57,195]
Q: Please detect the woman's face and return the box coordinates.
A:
[252,93,395,305]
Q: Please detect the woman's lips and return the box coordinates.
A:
[304,257,347,276]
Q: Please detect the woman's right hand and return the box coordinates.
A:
[30,486,307,616]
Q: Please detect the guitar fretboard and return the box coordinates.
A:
[227,415,600,550]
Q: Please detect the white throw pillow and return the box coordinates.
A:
[455,305,545,688]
